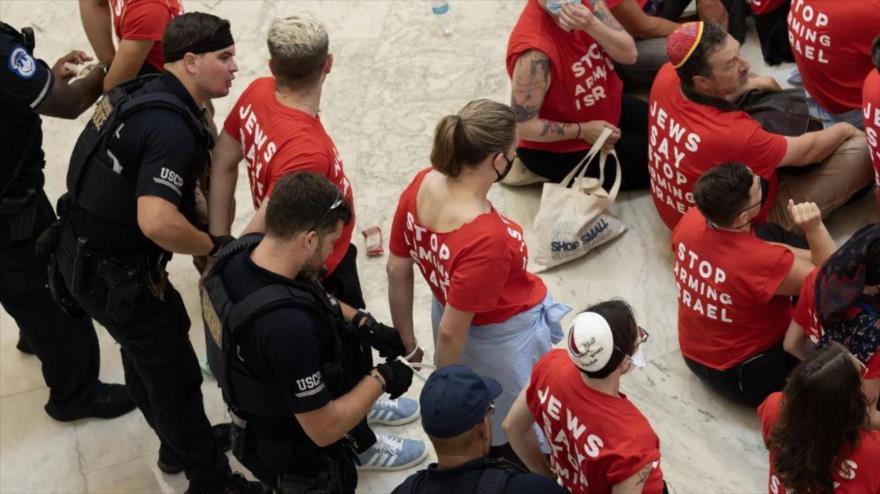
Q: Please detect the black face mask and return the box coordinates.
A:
[495,153,515,183]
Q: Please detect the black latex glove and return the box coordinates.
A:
[352,309,406,359]
[375,360,413,399]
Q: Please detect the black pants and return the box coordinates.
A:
[656,0,748,43]
[238,428,356,494]
[323,243,366,310]
[754,223,808,249]
[684,341,798,408]
[0,190,100,413]
[753,1,794,66]
[517,95,649,191]
[57,232,229,489]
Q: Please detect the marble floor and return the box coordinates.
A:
[1,1,878,493]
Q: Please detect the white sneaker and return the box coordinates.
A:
[357,432,428,471]
[367,395,420,426]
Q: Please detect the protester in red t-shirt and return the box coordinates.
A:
[864,37,880,203]
[209,16,356,300]
[788,0,880,128]
[672,162,837,407]
[208,15,426,470]
[784,223,880,424]
[506,0,650,190]
[79,0,183,92]
[387,100,569,456]
[759,343,880,494]
[504,301,665,494]
[650,21,871,231]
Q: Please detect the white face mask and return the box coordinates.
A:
[629,346,646,369]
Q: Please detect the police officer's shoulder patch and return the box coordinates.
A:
[8,44,36,79]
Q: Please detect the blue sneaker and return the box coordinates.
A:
[367,395,420,426]
[357,432,427,471]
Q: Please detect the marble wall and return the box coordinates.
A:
[1,0,877,492]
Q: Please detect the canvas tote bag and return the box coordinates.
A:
[531,127,626,272]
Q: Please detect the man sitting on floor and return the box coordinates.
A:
[672,162,839,407]
[648,21,872,232]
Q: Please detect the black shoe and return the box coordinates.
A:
[184,472,272,494]
[16,335,34,355]
[157,442,186,475]
[44,383,136,422]
[157,423,233,474]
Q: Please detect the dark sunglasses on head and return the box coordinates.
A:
[310,190,344,232]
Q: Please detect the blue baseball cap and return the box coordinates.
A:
[420,365,502,438]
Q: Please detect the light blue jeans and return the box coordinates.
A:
[431,293,570,447]
[805,89,864,129]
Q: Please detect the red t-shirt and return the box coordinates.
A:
[793,267,880,379]
[864,69,880,201]
[111,0,183,72]
[525,349,665,494]
[671,208,794,370]
[388,169,546,325]
[506,0,623,154]
[747,0,786,14]
[223,77,354,275]
[788,0,880,114]
[758,392,880,494]
[648,64,787,229]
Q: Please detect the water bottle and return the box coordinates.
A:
[430,0,453,37]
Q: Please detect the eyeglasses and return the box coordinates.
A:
[310,190,344,232]
[637,325,650,344]
[613,326,650,355]
[486,402,496,417]
[856,358,869,379]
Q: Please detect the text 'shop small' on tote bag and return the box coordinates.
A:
[531,127,627,273]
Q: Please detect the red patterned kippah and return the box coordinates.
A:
[667,22,705,68]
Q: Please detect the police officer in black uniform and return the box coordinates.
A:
[51,12,265,494]
[0,20,135,421]
[202,172,416,493]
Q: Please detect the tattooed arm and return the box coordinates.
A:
[611,462,655,494]
[510,50,577,142]
[510,50,622,147]
[559,0,638,64]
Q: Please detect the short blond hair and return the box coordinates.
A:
[267,15,329,87]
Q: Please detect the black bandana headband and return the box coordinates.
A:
[163,26,234,63]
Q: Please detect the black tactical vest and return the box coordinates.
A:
[201,235,352,419]
[65,74,212,228]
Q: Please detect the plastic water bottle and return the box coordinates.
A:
[430,0,453,37]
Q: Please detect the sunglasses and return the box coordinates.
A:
[486,401,496,417]
[310,190,344,232]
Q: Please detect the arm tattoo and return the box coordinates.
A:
[589,0,624,31]
[635,465,652,486]
[539,120,569,137]
[511,51,551,123]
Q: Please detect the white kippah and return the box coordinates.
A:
[567,312,615,372]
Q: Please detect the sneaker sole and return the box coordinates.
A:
[366,410,421,426]
[357,446,429,472]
